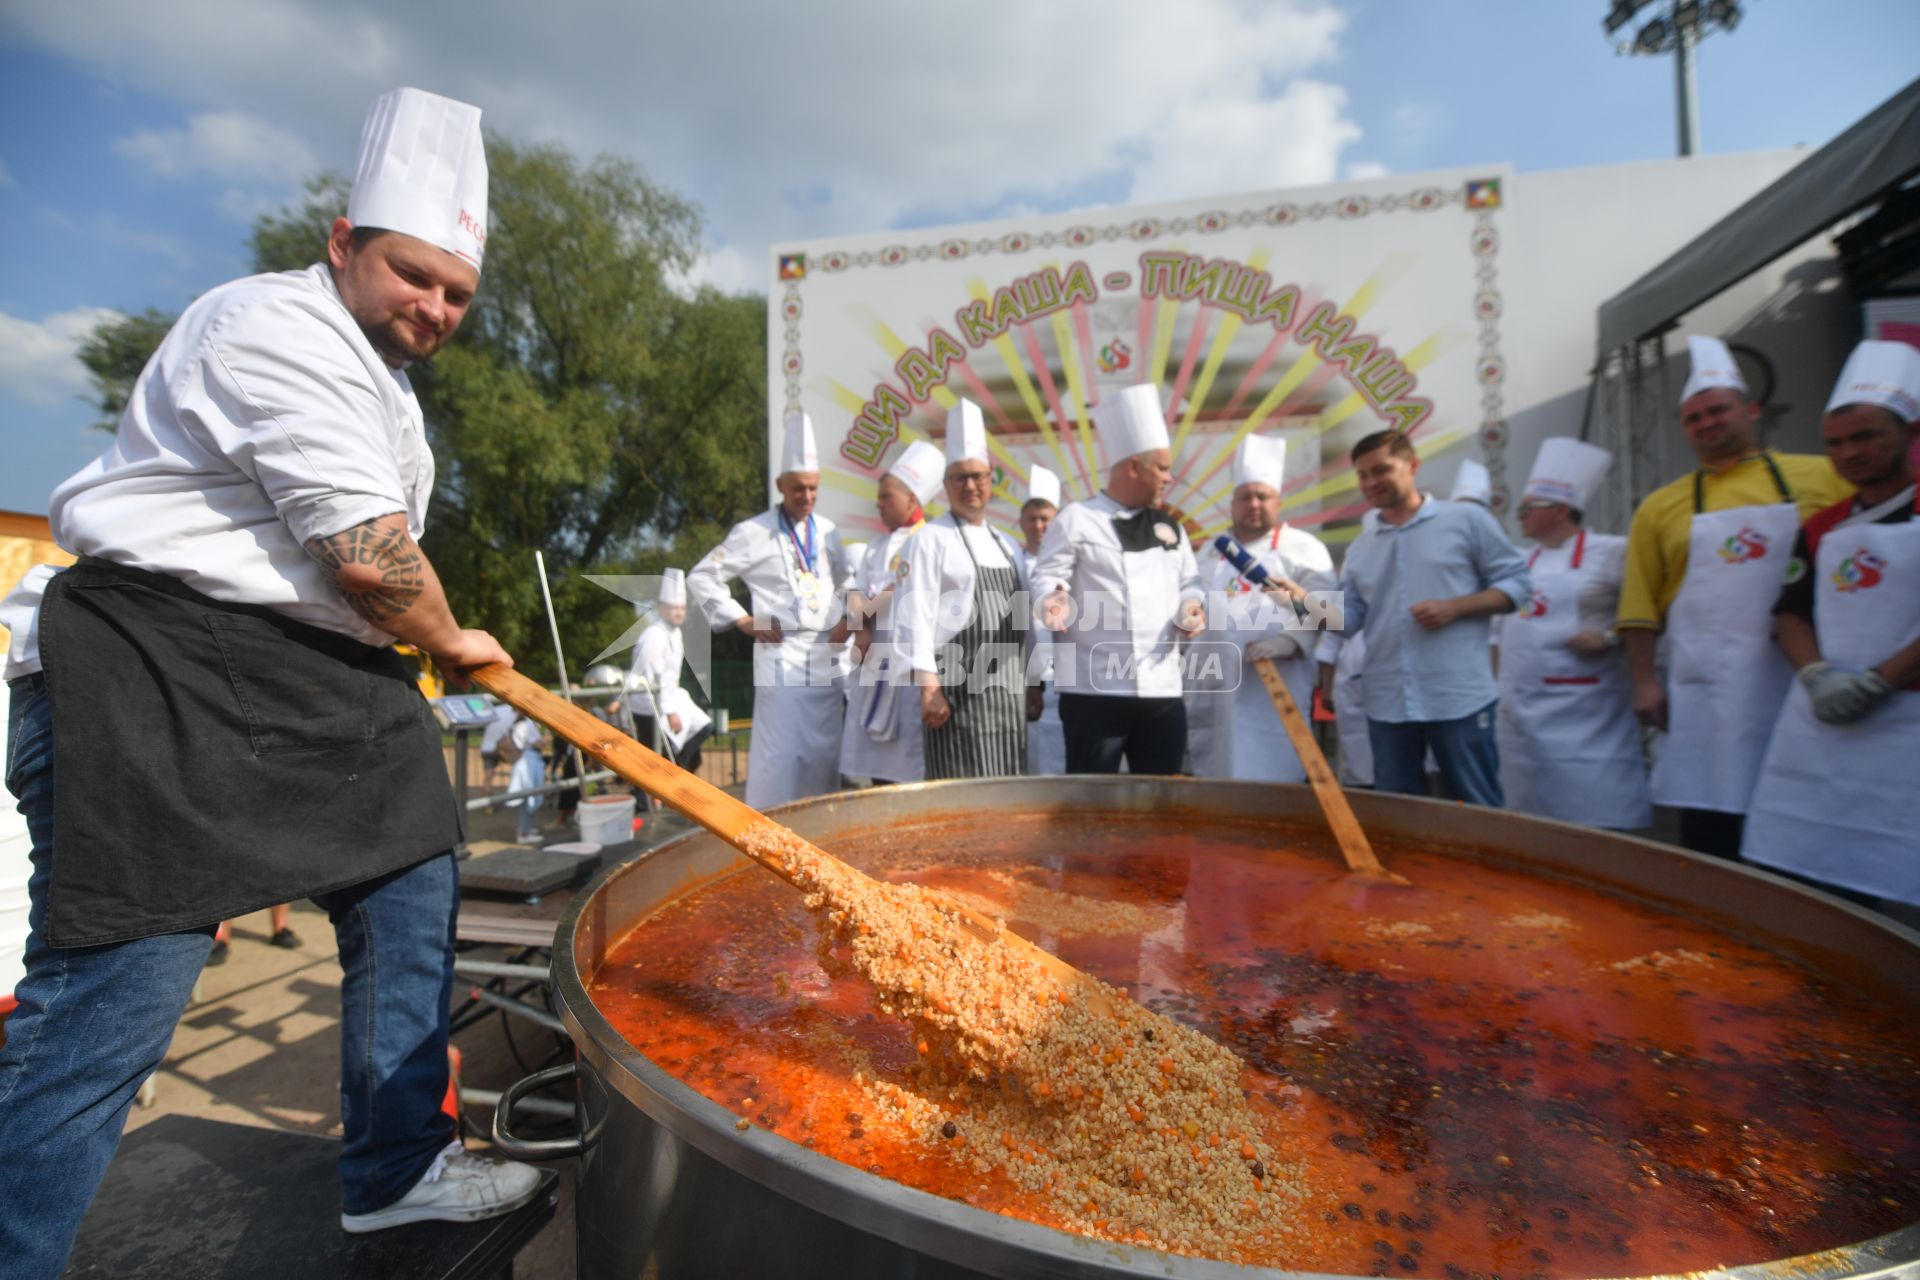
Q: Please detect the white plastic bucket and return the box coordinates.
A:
[578,794,636,847]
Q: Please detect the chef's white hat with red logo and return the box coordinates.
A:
[348,87,489,272]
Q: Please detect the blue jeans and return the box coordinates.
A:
[1368,700,1505,808]
[0,675,457,1278]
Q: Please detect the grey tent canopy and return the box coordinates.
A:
[1597,76,1920,353]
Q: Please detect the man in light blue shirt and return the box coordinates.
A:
[1338,430,1531,805]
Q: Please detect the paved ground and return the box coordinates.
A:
[117,796,597,1279]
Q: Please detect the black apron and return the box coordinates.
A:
[924,521,1027,780]
[38,557,462,946]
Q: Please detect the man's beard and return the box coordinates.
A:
[360,312,445,366]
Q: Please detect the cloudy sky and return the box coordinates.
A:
[1,0,1914,512]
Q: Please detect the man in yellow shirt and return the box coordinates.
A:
[1617,336,1852,858]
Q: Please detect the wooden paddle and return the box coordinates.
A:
[1251,656,1408,885]
[467,663,1111,1006]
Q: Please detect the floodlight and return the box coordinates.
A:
[1603,0,1652,34]
[1634,15,1673,53]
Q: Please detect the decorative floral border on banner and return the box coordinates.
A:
[778,179,1510,508]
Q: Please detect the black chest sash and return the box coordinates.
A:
[37,557,461,946]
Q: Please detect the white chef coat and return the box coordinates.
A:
[1,264,434,679]
[1495,531,1652,829]
[687,505,856,809]
[1029,494,1203,698]
[840,525,927,784]
[1188,525,1336,782]
[626,618,711,753]
[1021,547,1066,774]
[896,518,1033,678]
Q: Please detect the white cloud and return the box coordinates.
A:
[11,0,1366,292]
[1127,80,1362,205]
[114,109,318,186]
[0,307,124,407]
[1345,160,1392,181]
[677,244,763,298]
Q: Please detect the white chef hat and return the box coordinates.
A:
[885,439,945,506]
[945,399,989,467]
[1094,384,1170,462]
[1026,464,1062,508]
[1523,439,1613,511]
[657,567,687,607]
[1232,435,1286,493]
[1680,335,1747,405]
[1451,459,1491,506]
[1825,339,1920,423]
[347,87,489,272]
[779,412,819,475]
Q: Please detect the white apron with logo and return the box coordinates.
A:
[1649,476,1801,814]
[1496,532,1651,829]
[1742,509,1920,902]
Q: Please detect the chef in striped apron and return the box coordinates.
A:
[897,400,1033,779]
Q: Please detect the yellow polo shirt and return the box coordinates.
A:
[1616,451,1851,631]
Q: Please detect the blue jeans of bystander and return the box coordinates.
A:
[1367,700,1505,808]
[0,674,457,1279]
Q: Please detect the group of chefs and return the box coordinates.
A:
[0,78,1915,1280]
[672,335,1919,921]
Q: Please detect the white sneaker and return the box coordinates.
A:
[340,1142,543,1233]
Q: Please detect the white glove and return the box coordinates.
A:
[1829,669,1896,724]
[1246,633,1302,662]
[1799,661,1890,725]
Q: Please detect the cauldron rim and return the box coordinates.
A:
[551,776,1920,1280]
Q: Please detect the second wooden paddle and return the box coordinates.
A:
[1251,656,1408,885]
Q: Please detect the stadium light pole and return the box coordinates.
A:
[1604,0,1744,157]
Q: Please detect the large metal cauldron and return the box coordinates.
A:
[528,778,1920,1280]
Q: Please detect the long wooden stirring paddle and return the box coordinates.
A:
[468,664,1112,1006]
[1251,657,1409,885]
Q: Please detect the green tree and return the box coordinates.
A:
[75,309,176,430]
[78,139,770,684]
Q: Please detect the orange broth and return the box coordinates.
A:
[587,813,1920,1277]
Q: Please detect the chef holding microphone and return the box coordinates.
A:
[1187,435,1337,781]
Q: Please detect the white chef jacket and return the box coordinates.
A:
[896,518,1034,678]
[685,506,857,687]
[626,618,685,717]
[1,264,433,679]
[1029,494,1203,698]
[1187,524,1337,781]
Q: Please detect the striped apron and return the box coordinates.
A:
[923,523,1027,780]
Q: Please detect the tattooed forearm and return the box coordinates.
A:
[306,516,428,625]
